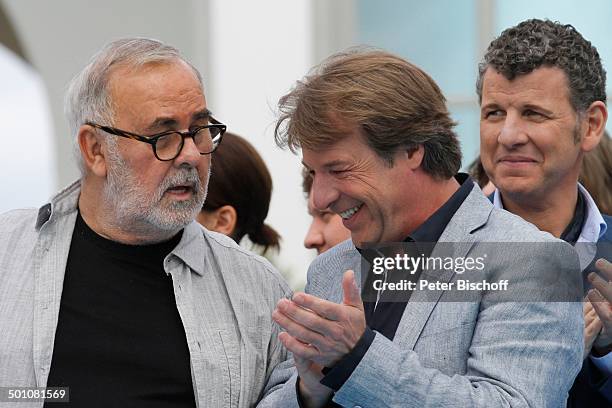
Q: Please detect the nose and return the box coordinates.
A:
[304,218,325,252]
[310,174,339,211]
[497,112,529,149]
[174,136,203,167]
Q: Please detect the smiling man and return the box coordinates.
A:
[259,49,583,407]
[478,19,612,407]
[0,38,290,407]
[302,169,351,255]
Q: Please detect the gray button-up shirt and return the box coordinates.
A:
[0,180,291,407]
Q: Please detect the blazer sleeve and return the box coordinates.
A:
[260,241,583,407]
[257,355,301,407]
[329,244,583,408]
[257,245,351,407]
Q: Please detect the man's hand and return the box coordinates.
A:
[583,299,603,359]
[272,270,366,368]
[294,356,334,408]
[587,258,612,355]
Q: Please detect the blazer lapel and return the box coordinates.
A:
[328,248,362,304]
[392,186,493,351]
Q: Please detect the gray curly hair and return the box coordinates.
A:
[476,19,606,113]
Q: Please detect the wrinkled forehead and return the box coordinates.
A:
[107,59,204,97]
[107,60,206,124]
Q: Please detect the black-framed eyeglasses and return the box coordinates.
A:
[85,118,227,161]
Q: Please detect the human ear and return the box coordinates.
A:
[198,205,237,237]
[580,101,607,152]
[213,205,238,237]
[78,125,108,177]
[404,145,425,170]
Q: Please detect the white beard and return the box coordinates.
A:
[103,140,209,235]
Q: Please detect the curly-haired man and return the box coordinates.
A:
[478,19,612,407]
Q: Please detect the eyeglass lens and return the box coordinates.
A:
[155,127,222,160]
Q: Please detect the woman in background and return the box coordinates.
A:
[197,132,280,254]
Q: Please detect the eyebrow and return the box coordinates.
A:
[523,104,554,115]
[480,102,554,116]
[145,108,211,132]
[193,109,212,121]
[480,102,499,111]
[301,159,350,170]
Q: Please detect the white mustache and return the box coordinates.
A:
[160,169,201,192]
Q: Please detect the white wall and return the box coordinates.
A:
[0,44,55,212]
[208,0,315,287]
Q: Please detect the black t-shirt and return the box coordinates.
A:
[44,212,195,407]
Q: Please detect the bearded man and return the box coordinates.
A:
[0,38,290,408]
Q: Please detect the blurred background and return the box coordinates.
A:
[1,0,611,288]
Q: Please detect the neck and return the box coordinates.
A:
[78,177,180,245]
[402,175,461,236]
[500,187,578,238]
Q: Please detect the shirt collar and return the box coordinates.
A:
[577,183,607,242]
[560,188,586,244]
[36,180,81,230]
[492,183,607,243]
[491,188,504,210]
[169,221,207,276]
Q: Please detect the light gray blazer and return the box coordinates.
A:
[259,186,583,407]
[0,180,291,408]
